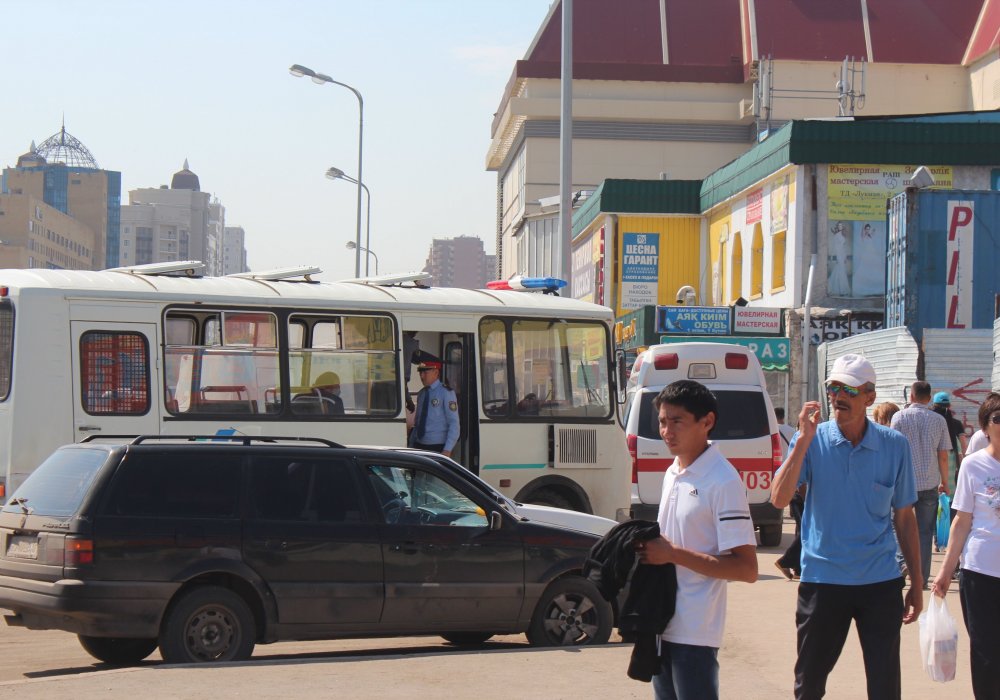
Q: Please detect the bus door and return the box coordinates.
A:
[442,334,476,472]
[70,321,161,441]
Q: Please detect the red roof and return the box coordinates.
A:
[521,0,990,79]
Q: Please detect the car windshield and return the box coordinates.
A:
[637,389,771,441]
[2,448,109,517]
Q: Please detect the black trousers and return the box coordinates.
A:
[777,491,805,573]
[959,568,1000,700]
[794,578,904,700]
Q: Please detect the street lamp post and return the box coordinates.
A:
[345,241,378,275]
[326,167,373,275]
[290,63,364,278]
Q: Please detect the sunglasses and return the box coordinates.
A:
[825,383,862,398]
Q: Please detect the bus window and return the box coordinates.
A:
[80,331,150,415]
[288,314,397,417]
[0,302,12,401]
[510,319,610,419]
[163,309,279,416]
[478,319,509,417]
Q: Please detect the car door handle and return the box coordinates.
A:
[391,542,421,554]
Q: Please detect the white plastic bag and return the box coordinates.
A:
[918,595,958,682]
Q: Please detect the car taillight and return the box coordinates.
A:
[65,537,94,566]
[771,433,783,470]
[653,353,678,370]
[627,434,638,483]
[725,353,749,369]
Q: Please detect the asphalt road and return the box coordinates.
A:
[0,520,974,699]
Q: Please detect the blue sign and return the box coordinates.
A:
[621,233,659,310]
[656,306,731,335]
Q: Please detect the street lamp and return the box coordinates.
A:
[326,167,373,275]
[290,63,365,278]
[345,241,378,275]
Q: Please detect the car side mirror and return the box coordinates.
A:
[489,511,503,531]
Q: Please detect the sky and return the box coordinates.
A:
[1,0,554,280]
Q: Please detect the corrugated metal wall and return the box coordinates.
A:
[820,327,919,416]
[923,329,994,434]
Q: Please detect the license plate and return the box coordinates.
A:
[6,535,39,560]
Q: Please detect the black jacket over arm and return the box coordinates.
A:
[583,520,677,682]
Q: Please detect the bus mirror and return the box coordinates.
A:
[614,349,628,404]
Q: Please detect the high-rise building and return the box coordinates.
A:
[423,236,493,289]
[222,226,249,275]
[1,124,121,269]
[0,193,96,270]
[119,161,228,273]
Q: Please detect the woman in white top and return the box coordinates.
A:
[932,392,1000,699]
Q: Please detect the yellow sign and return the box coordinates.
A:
[828,164,953,220]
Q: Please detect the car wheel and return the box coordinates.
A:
[526,489,573,511]
[78,635,158,665]
[440,632,494,646]
[158,586,256,663]
[527,577,612,647]
[759,524,782,548]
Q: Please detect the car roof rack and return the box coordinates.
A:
[80,435,343,448]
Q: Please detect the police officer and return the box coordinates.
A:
[408,354,460,457]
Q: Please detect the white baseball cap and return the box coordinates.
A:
[827,353,876,387]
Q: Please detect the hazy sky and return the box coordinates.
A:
[2,0,553,279]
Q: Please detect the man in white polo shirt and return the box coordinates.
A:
[636,380,758,700]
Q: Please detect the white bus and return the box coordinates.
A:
[0,263,630,520]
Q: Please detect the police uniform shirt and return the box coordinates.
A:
[410,379,460,451]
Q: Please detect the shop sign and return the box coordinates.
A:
[733,307,782,335]
[657,335,791,371]
[656,306,730,335]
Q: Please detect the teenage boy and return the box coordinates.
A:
[635,380,758,700]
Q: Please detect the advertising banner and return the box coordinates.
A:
[656,306,731,335]
[769,174,789,234]
[621,232,659,310]
[745,187,763,225]
[571,230,598,303]
[945,200,974,329]
[826,165,952,299]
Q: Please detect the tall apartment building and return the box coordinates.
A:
[119,161,231,274]
[221,226,249,275]
[0,193,96,270]
[423,235,493,289]
[1,125,121,269]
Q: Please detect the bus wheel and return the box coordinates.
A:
[526,488,573,511]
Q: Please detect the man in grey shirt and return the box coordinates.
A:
[890,381,951,587]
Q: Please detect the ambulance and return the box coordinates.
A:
[623,342,784,546]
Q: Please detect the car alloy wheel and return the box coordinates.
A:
[527,577,612,647]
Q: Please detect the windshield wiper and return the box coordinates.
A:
[11,497,33,515]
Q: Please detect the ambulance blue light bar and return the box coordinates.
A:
[486,276,567,292]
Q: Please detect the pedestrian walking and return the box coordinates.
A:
[891,381,952,585]
[872,401,900,426]
[635,380,758,700]
[771,353,921,699]
[408,353,459,457]
[931,391,1000,700]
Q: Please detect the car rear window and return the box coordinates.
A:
[2,448,109,517]
[103,451,241,518]
[637,389,771,441]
